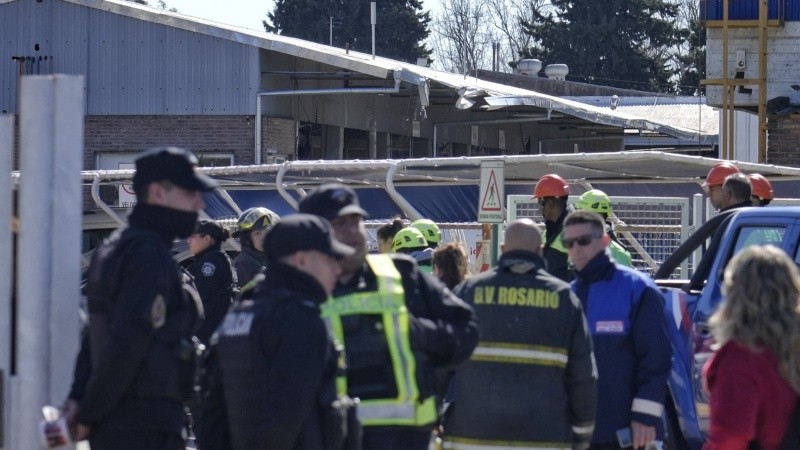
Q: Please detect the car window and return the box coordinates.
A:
[732,226,786,255]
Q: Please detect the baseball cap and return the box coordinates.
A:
[298,183,368,221]
[194,219,227,241]
[263,214,355,261]
[133,147,218,192]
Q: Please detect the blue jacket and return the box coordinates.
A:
[571,251,671,444]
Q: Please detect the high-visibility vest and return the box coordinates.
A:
[321,254,438,427]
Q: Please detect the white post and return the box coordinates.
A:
[0,115,13,450]
[371,2,376,60]
[16,75,83,449]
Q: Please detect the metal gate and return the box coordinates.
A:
[507,195,693,277]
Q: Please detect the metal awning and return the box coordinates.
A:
[30,0,718,141]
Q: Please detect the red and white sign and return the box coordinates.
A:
[478,161,504,223]
[118,163,136,207]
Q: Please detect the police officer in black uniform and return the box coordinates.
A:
[216,214,357,450]
[299,184,480,450]
[65,147,217,450]
[445,219,597,450]
[187,219,235,344]
[185,219,236,450]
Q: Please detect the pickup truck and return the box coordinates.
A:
[654,206,800,450]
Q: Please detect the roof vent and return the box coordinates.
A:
[517,59,542,77]
[544,64,569,80]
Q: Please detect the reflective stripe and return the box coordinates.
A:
[632,398,664,418]
[571,424,595,435]
[443,436,571,450]
[471,342,568,367]
[322,254,436,426]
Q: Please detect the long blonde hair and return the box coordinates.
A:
[710,245,800,392]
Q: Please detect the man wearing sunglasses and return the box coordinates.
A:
[565,211,671,450]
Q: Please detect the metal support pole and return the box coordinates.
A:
[15,75,83,450]
[371,2,376,60]
[691,193,705,278]
[0,115,13,450]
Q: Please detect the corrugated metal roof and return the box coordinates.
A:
[3,0,717,140]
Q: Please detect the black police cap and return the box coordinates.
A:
[263,213,354,261]
[298,183,368,221]
[133,147,218,192]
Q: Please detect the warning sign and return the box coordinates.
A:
[478,161,504,223]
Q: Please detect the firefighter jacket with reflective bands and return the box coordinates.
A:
[327,254,479,429]
[445,250,597,450]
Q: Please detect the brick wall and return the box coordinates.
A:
[767,115,800,166]
[82,115,296,208]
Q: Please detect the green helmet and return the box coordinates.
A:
[411,219,441,245]
[575,189,612,214]
[234,207,280,236]
[392,227,428,252]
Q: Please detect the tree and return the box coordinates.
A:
[264,0,431,63]
[430,0,494,73]
[430,0,548,73]
[521,0,683,92]
[673,0,706,95]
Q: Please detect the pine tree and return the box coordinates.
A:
[521,0,683,92]
[264,0,431,63]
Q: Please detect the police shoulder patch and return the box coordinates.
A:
[201,262,216,277]
[151,294,166,329]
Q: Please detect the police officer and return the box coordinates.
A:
[187,219,235,344]
[216,214,356,450]
[299,184,479,450]
[565,211,671,450]
[445,219,597,450]
[66,147,216,450]
[575,189,632,267]
[533,174,573,282]
[232,206,279,295]
[185,219,235,450]
[392,227,434,274]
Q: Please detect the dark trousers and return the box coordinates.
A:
[88,427,184,450]
[362,426,431,450]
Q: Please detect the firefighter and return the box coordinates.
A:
[533,174,573,282]
[445,218,597,450]
[299,183,479,450]
[574,189,632,267]
[232,207,279,295]
[411,218,442,249]
[392,226,434,274]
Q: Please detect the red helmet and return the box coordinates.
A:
[748,173,773,200]
[702,162,740,188]
[533,174,570,198]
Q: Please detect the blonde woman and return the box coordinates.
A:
[703,245,800,450]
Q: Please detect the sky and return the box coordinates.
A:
[162,0,443,32]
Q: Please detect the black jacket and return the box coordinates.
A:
[76,204,202,433]
[332,254,479,416]
[448,250,596,449]
[543,206,573,282]
[233,245,267,292]
[186,244,234,344]
[216,263,341,450]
